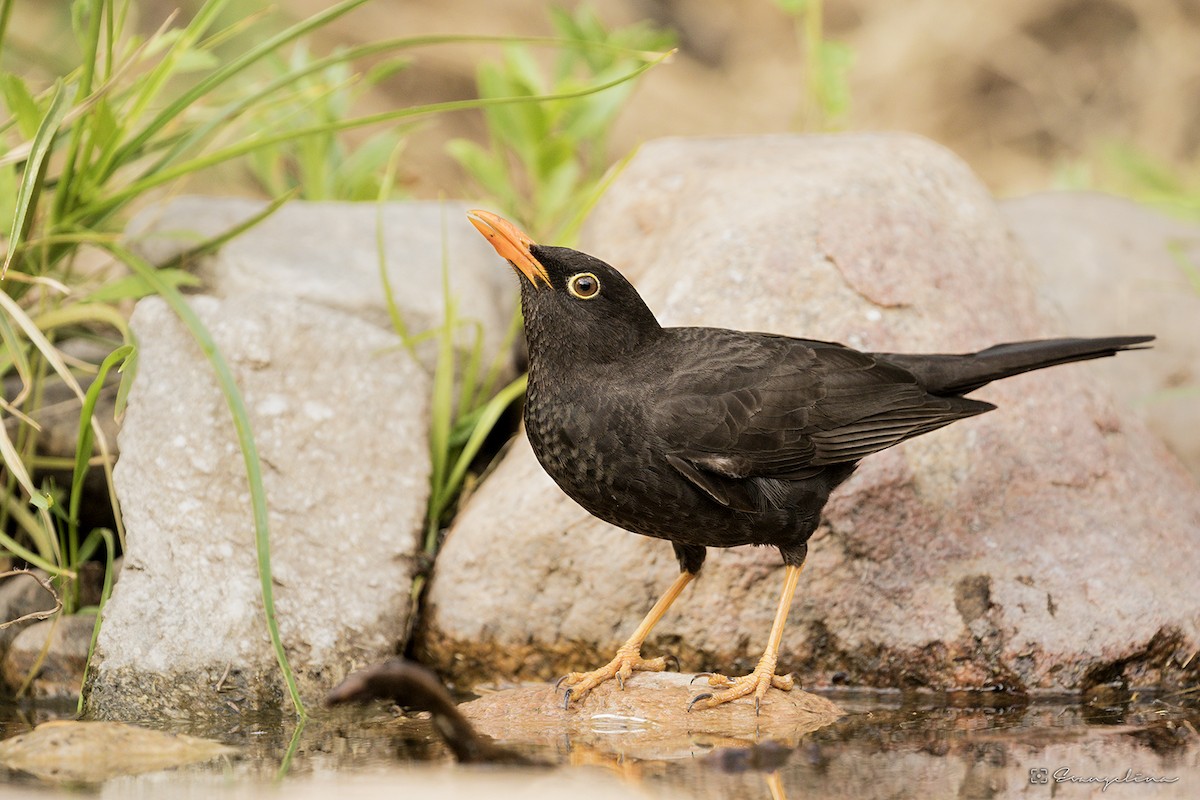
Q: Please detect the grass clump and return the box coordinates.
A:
[1,0,669,717]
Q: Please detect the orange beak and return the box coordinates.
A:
[467,210,550,288]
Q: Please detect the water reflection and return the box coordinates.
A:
[0,690,1196,799]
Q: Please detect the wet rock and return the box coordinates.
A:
[85,294,429,719]
[1002,191,1200,476]
[112,766,693,800]
[460,672,843,760]
[126,197,519,381]
[419,134,1200,694]
[1,614,93,699]
[0,720,235,783]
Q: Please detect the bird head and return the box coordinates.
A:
[468,210,661,366]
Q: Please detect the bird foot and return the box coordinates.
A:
[555,645,671,707]
[688,666,794,714]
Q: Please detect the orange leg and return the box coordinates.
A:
[689,562,804,713]
[558,570,695,705]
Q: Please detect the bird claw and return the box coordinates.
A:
[689,672,715,685]
[663,654,680,672]
[687,670,795,714]
[554,647,671,707]
[562,687,573,710]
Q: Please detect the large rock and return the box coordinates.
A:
[418,134,1200,694]
[85,294,429,719]
[127,198,519,380]
[1002,191,1200,476]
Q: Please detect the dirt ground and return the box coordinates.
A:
[7,0,1200,201]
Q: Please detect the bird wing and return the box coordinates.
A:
[647,330,991,511]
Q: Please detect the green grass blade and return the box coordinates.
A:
[109,0,371,177]
[479,303,523,402]
[456,320,485,414]
[425,217,457,551]
[439,373,527,520]
[0,527,64,575]
[3,80,70,278]
[79,50,673,223]
[68,345,133,553]
[0,419,40,508]
[374,142,413,348]
[76,526,115,716]
[0,0,14,54]
[107,242,306,719]
[48,0,104,224]
[0,311,33,406]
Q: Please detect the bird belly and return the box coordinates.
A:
[525,407,804,551]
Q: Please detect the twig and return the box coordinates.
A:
[0,570,62,629]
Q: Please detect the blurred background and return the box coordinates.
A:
[6,0,1200,212]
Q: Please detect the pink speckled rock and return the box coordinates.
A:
[419,134,1200,695]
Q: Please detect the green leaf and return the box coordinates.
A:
[1,74,42,139]
[818,40,854,119]
[772,0,809,15]
[446,138,514,207]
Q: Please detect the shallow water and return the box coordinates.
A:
[2,689,1197,799]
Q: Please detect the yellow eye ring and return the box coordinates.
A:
[567,272,601,300]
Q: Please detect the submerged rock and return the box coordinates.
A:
[419,134,1200,694]
[0,720,234,783]
[85,294,429,719]
[461,672,843,761]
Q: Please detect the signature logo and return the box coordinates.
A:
[1029,767,1179,791]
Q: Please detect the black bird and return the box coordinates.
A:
[468,210,1153,712]
[326,658,536,766]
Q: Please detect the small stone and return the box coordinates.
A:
[2,614,94,699]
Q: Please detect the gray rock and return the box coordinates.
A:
[2,614,93,700]
[85,294,429,719]
[460,672,843,761]
[126,198,518,381]
[419,134,1200,694]
[1002,191,1200,476]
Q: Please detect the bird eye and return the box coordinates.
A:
[567,272,601,300]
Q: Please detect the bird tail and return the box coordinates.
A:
[877,335,1155,396]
